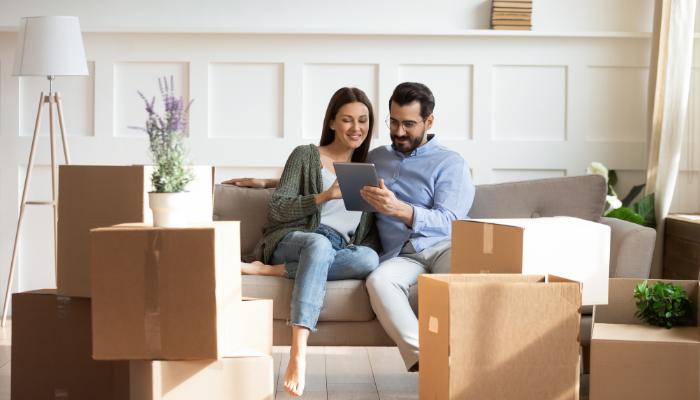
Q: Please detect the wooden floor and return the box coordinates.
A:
[0,319,590,399]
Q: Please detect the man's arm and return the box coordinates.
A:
[360,179,415,226]
[361,158,474,235]
[221,178,280,188]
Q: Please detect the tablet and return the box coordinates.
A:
[333,162,379,212]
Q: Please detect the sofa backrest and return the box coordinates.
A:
[468,175,607,221]
[214,174,607,256]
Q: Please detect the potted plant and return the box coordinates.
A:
[633,280,698,328]
[586,162,656,228]
[130,76,195,227]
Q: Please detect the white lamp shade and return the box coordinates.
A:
[12,16,88,77]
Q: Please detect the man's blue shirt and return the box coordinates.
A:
[366,134,475,263]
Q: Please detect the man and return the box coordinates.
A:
[359,82,474,371]
[225,82,475,372]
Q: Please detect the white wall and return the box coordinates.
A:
[0,1,699,314]
[0,0,656,32]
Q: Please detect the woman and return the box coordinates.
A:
[231,87,381,397]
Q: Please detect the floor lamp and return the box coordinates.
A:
[1,16,89,326]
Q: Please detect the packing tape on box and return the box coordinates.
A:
[483,223,494,254]
[144,231,163,359]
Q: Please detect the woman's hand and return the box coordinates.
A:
[222,178,276,188]
[326,179,342,200]
[315,179,342,205]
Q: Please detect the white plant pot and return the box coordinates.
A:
[148,192,190,228]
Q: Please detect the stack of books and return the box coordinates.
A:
[491,0,532,30]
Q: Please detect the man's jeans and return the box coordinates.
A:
[270,225,379,331]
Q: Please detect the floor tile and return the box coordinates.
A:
[325,347,374,384]
[0,370,9,400]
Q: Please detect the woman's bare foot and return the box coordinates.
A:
[241,261,286,276]
[284,351,306,397]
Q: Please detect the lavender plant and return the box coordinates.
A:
[129,76,195,193]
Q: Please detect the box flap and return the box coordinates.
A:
[447,279,581,399]
[14,288,57,296]
[593,323,700,344]
[426,274,546,284]
[418,275,450,400]
[451,220,524,275]
[92,221,238,232]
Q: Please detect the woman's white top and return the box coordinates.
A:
[320,165,363,243]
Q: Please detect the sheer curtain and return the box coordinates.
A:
[646,0,697,278]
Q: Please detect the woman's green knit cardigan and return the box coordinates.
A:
[242,144,382,264]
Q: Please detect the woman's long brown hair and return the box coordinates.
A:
[319,87,374,163]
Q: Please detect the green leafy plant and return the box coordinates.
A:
[633,280,698,329]
[586,162,656,228]
[129,76,195,192]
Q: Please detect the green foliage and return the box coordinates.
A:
[591,165,655,228]
[633,280,698,329]
[151,149,194,193]
[608,170,618,188]
[630,193,656,228]
[606,207,644,225]
[620,183,646,208]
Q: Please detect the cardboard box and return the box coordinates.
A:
[91,222,244,360]
[451,216,610,306]
[590,278,700,399]
[130,350,274,400]
[419,274,581,400]
[58,165,215,298]
[11,289,129,400]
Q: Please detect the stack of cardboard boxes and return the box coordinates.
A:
[420,217,611,399]
[11,165,274,400]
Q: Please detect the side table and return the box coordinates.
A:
[663,214,700,280]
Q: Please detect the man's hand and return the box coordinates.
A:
[360,179,414,227]
[221,178,278,188]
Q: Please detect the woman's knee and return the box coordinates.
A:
[354,246,379,275]
[301,233,334,258]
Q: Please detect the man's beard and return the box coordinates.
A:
[391,126,426,155]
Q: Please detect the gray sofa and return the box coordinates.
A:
[213,174,656,370]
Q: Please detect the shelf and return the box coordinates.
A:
[0,25,653,38]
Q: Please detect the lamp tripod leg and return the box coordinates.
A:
[1,92,46,327]
[49,94,58,283]
[55,92,71,165]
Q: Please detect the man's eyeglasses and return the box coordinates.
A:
[385,115,427,134]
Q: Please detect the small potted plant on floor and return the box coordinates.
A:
[130,76,195,227]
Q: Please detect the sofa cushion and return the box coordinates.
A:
[213,185,275,256]
[273,319,395,346]
[241,275,376,322]
[468,175,607,222]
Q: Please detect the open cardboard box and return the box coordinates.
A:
[590,278,700,399]
[90,222,250,360]
[450,216,610,306]
[419,274,582,400]
[58,165,215,298]
[11,289,129,400]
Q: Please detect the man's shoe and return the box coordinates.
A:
[408,362,419,372]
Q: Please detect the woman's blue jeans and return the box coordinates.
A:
[270,225,379,331]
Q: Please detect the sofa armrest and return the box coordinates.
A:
[598,217,656,279]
